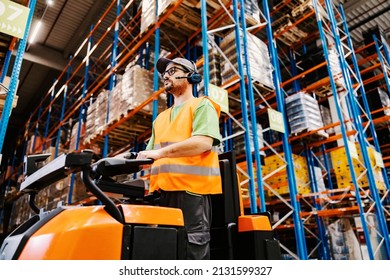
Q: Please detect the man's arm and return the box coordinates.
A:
[137,135,213,160]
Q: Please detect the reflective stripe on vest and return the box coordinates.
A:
[151,164,220,176]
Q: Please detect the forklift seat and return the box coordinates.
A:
[210,152,241,259]
[210,151,281,260]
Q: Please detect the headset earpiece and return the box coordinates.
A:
[187,60,202,84]
[187,73,202,84]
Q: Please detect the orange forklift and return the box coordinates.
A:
[0,150,281,260]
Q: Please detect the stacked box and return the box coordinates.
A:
[244,0,261,25]
[45,180,69,210]
[314,166,326,192]
[69,121,80,152]
[8,195,32,228]
[84,100,98,144]
[140,0,173,34]
[95,90,109,134]
[140,0,156,34]
[220,31,274,89]
[121,64,154,112]
[198,47,222,94]
[65,172,89,203]
[83,63,159,145]
[108,79,123,125]
[319,105,335,134]
[26,135,46,155]
[330,144,386,191]
[233,121,265,157]
[285,91,325,135]
[328,48,345,88]
[262,153,310,196]
[42,146,67,163]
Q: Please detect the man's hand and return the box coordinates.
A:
[137,136,213,160]
[137,149,164,160]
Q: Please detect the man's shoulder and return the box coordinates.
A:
[195,96,214,108]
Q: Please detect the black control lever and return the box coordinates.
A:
[92,157,153,178]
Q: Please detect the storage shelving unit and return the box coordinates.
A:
[1,0,390,260]
[268,0,390,260]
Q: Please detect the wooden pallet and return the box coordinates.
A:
[313,84,332,97]
[253,79,275,95]
[290,128,329,144]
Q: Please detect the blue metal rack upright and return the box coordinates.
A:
[204,0,259,215]
[313,0,374,259]
[103,0,122,158]
[326,0,390,259]
[202,0,308,259]
[304,145,331,260]
[55,57,73,158]
[311,0,389,259]
[42,83,56,152]
[68,25,94,204]
[0,0,37,153]
[230,0,258,214]
[283,31,330,260]
[263,0,308,259]
[152,2,161,122]
[238,0,266,214]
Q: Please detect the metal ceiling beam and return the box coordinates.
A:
[349,4,390,32]
[13,43,70,71]
[12,44,86,77]
[63,0,109,58]
[343,0,370,11]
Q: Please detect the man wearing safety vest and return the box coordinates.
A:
[137,57,222,259]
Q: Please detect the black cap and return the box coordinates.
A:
[156,57,196,74]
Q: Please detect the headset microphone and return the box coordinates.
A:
[174,74,202,84]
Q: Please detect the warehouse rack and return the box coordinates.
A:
[1,0,390,260]
[0,0,37,152]
[267,0,390,259]
[374,36,390,100]
[0,0,37,240]
[304,0,390,260]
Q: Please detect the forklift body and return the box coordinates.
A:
[0,151,280,260]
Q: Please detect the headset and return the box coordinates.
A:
[175,60,202,84]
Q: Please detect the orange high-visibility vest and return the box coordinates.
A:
[150,97,222,194]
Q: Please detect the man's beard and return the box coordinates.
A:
[164,80,173,92]
[164,79,187,95]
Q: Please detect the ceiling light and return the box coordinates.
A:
[29,20,42,44]
[46,0,54,6]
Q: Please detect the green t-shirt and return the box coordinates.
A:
[146,98,221,150]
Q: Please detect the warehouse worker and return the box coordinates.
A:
[137,57,222,260]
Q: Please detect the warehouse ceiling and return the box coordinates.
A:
[340,0,390,45]
[0,0,389,160]
[0,0,117,159]
[4,0,115,128]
